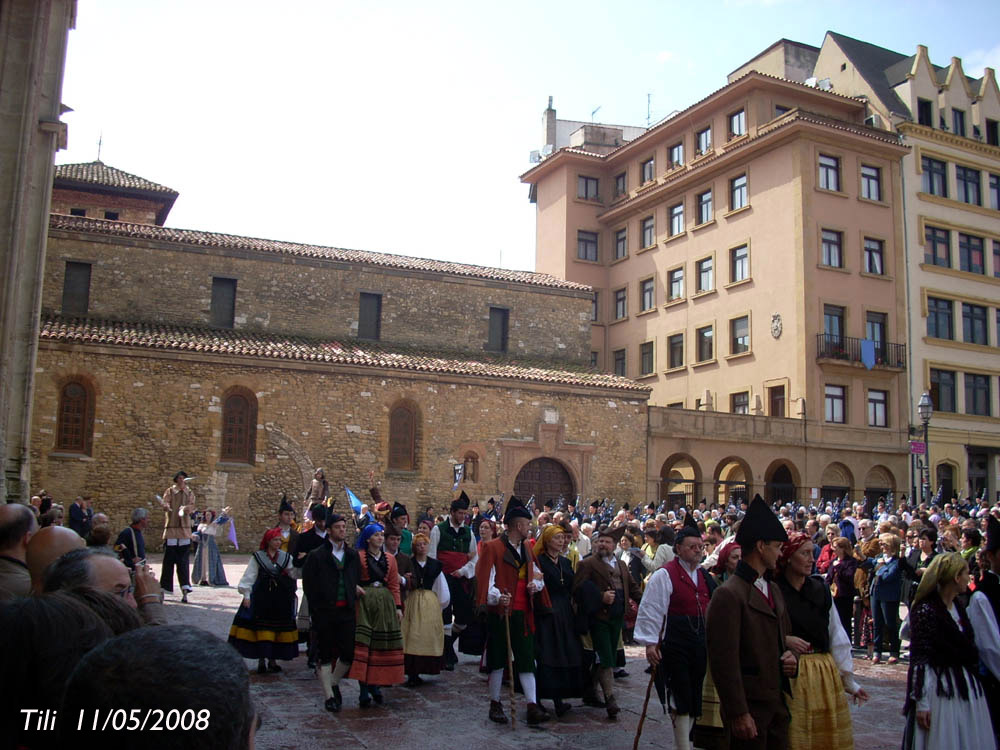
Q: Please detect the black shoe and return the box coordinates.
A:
[489,700,508,724]
[582,691,606,708]
[267,662,282,673]
[554,699,572,718]
[257,661,267,675]
[442,661,455,672]
[614,668,628,679]
[359,685,372,708]
[405,675,424,688]
[198,581,209,586]
[606,695,620,720]
[324,697,339,713]
[331,686,342,711]
[181,592,188,603]
[644,665,654,675]
[371,686,384,705]
[526,702,551,726]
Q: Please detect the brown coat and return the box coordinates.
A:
[161,485,193,541]
[573,554,642,622]
[474,534,552,615]
[706,562,792,721]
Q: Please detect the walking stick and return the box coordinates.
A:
[632,617,667,750]
[504,598,516,729]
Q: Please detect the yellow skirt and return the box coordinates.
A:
[788,652,853,750]
[696,663,724,729]
[401,589,444,657]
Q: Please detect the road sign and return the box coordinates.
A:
[909,441,926,455]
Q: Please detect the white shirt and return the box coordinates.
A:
[330,539,345,562]
[412,558,452,609]
[969,590,1000,681]
[428,520,478,578]
[634,561,703,646]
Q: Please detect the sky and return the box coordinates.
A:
[57,0,1000,274]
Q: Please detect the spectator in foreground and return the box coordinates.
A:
[59,625,257,750]
[0,503,37,600]
[26,525,85,593]
[43,547,165,625]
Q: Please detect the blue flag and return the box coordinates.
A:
[345,486,363,515]
[860,339,876,370]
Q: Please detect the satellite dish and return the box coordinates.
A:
[541,144,554,156]
[529,150,541,163]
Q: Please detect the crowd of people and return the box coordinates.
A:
[3,468,1000,750]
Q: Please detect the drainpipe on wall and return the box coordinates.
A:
[899,136,917,503]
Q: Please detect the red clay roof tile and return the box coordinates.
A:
[40,315,650,394]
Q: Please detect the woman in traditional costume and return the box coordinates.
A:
[777,532,868,750]
[477,518,497,553]
[348,523,404,706]
[401,531,450,687]
[192,507,231,586]
[228,528,298,674]
[534,524,584,716]
[902,552,996,749]
[710,540,740,583]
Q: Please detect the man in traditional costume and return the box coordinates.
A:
[707,494,797,750]
[636,516,717,750]
[388,502,413,555]
[429,491,477,670]
[968,514,1000,736]
[159,470,194,602]
[302,513,362,713]
[293,503,331,668]
[274,495,300,555]
[475,496,550,726]
[574,526,642,720]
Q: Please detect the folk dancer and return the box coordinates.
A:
[401,531,450,686]
[475,496,550,726]
[159,470,194,603]
[429,491,477,670]
[302,513,362,713]
[706,494,797,750]
[574,526,642,720]
[293,503,332,668]
[636,516,717,750]
[967,514,1000,738]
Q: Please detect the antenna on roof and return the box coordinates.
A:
[647,93,651,127]
[96,131,103,162]
[591,106,601,122]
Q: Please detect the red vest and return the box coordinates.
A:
[665,559,711,618]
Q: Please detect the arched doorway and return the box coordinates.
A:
[713,456,752,508]
[659,453,702,511]
[766,464,796,503]
[514,458,574,508]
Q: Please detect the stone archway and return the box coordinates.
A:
[765,460,801,503]
[659,453,702,509]
[713,455,753,507]
[513,457,575,507]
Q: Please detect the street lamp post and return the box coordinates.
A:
[917,392,933,504]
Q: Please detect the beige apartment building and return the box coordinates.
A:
[522,71,910,507]
[808,34,1000,504]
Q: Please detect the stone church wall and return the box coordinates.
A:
[31,345,647,550]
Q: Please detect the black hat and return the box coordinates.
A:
[675,514,702,544]
[597,525,626,543]
[623,502,630,511]
[487,499,495,507]
[390,502,408,520]
[451,492,471,512]
[327,512,345,526]
[735,494,788,547]
[310,504,328,523]
[173,470,188,482]
[472,502,480,509]
[986,514,1000,553]
[503,496,532,524]
[278,494,294,514]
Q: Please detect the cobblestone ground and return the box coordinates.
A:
[155,554,908,749]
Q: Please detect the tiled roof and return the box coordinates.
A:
[54,161,179,197]
[826,32,911,118]
[48,214,591,293]
[40,315,650,394]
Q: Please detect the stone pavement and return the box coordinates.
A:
[156,554,908,749]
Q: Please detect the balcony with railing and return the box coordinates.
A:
[816,334,905,370]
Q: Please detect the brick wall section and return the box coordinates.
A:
[43,232,593,364]
[51,189,163,225]
[31,346,647,550]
